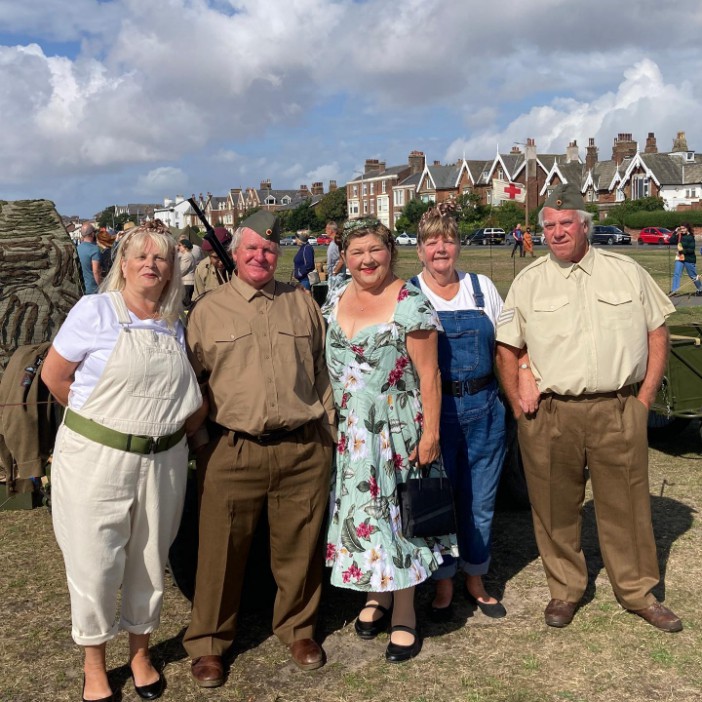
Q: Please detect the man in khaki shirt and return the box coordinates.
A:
[192,227,233,300]
[495,183,682,633]
[183,210,336,686]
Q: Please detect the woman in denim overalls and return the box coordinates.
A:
[413,203,507,619]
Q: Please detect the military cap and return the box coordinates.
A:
[543,183,586,211]
[202,226,232,252]
[240,210,281,244]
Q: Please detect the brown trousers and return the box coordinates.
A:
[183,422,332,658]
[517,390,659,610]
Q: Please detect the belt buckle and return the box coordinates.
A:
[145,436,158,453]
[452,380,464,397]
[257,432,273,444]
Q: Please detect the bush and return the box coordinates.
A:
[605,210,702,230]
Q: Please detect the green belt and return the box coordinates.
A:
[64,408,186,455]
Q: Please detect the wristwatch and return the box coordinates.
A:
[519,363,530,370]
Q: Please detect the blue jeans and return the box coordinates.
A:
[433,390,506,577]
[672,260,702,292]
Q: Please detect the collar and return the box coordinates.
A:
[548,244,595,278]
[230,273,277,301]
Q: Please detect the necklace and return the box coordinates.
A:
[122,292,160,320]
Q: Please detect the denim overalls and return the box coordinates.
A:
[413,273,506,578]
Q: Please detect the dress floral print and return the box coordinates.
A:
[323,282,458,592]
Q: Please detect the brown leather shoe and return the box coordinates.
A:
[630,601,683,632]
[544,599,577,628]
[289,639,325,671]
[191,655,224,688]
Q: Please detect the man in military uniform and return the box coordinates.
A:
[192,226,233,300]
[495,183,682,633]
[184,211,336,687]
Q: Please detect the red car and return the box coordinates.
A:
[315,234,332,245]
[638,227,674,245]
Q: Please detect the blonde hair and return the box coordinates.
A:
[100,219,183,326]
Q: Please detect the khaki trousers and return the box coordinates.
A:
[517,390,659,610]
[183,422,332,658]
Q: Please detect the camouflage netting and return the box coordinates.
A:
[0,199,82,377]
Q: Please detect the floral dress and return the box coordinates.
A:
[323,281,458,592]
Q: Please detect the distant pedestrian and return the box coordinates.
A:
[77,223,102,294]
[325,222,345,291]
[510,224,524,258]
[670,223,702,296]
[523,227,534,257]
[293,232,315,290]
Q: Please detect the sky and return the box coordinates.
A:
[1,0,702,218]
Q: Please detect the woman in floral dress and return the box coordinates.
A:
[322,218,456,663]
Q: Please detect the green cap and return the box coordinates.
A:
[240,210,281,243]
[543,183,586,211]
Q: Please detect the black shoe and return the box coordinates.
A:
[385,625,421,663]
[82,676,114,702]
[133,670,165,700]
[465,590,507,619]
[427,602,454,623]
[354,603,392,639]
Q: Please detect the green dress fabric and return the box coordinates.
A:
[323,281,457,592]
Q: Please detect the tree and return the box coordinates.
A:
[96,206,132,231]
[316,187,347,224]
[288,200,322,232]
[394,199,431,234]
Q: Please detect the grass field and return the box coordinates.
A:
[277,243,702,325]
[1,243,701,701]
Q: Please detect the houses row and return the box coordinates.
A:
[110,130,701,234]
[345,130,702,230]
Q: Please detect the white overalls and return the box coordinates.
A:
[52,292,202,646]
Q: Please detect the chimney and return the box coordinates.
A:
[364,159,381,176]
[298,184,309,195]
[612,133,637,165]
[329,180,338,192]
[408,150,426,175]
[585,138,598,170]
[311,182,324,195]
[260,179,271,190]
[433,160,441,166]
[645,132,658,154]
[672,131,689,152]
[510,145,521,155]
[566,140,579,163]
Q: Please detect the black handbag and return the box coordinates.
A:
[397,467,457,539]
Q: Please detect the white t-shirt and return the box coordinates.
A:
[415,271,503,329]
[52,294,186,410]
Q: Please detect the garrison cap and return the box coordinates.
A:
[240,210,281,244]
[543,183,586,211]
[202,226,232,252]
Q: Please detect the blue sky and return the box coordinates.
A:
[1,0,702,218]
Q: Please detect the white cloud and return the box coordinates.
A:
[136,166,187,195]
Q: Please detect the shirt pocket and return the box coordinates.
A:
[212,323,255,374]
[532,296,572,338]
[595,290,633,330]
[278,323,314,386]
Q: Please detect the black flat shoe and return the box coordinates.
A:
[385,625,421,663]
[133,670,165,700]
[427,602,454,623]
[465,590,507,619]
[82,675,114,702]
[354,603,392,639]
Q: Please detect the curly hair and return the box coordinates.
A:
[417,202,459,244]
[100,219,183,326]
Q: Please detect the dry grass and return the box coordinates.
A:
[1,421,700,702]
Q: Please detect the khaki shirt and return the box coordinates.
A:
[496,246,675,395]
[187,274,336,439]
[193,258,231,300]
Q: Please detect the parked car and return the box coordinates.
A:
[308,237,318,246]
[279,236,296,246]
[638,227,674,245]
[591,225,631,245]
[395,232,417,246]
[463,227,506,246]
[315,234,332,246]
[531,231,545,245]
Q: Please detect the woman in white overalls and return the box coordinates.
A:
[42,221,203,702]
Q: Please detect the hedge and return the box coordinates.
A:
[604,210,702,229]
